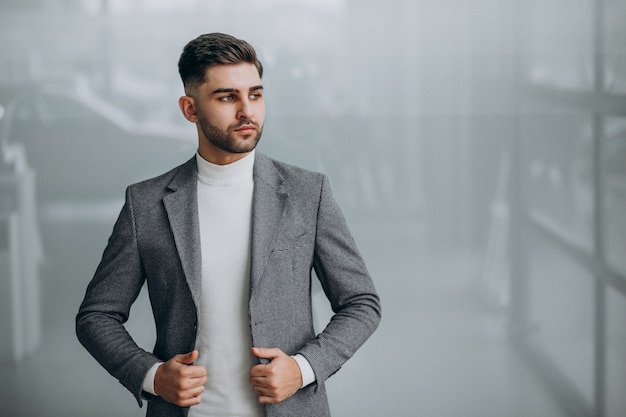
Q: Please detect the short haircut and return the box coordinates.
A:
[178,33,263,94]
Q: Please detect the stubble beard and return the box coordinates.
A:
[199,116,263,154]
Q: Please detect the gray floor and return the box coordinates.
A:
[0,215,570,417]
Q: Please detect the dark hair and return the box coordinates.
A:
[178,33,263,94]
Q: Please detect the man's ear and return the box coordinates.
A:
[179,95,198,123]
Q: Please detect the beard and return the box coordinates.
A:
[198,115,263,154]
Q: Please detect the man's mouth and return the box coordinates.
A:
[234,124,257,134]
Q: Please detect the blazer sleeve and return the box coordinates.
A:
[75,187,159,407]
[297,175,382,384]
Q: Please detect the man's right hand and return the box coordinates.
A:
[154,350,207,407]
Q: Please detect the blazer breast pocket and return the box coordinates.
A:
[272,231,312,252]
[269,231,314,286]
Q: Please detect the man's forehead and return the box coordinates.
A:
[203,63,261,88]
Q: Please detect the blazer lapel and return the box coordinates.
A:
[163,157,202,309]
[250,153,288,294]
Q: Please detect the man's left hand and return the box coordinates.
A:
[250,347,302,404]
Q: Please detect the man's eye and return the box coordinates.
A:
[250,93,262,100]
[219,95,235,102]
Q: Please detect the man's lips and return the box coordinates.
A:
[234,125,257,134]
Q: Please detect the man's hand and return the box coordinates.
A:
[249,347,302,404]
[154,350,207,407]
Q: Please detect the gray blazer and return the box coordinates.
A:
[76,152,381,417]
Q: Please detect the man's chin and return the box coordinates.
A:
[234,133,261,152]
[222,136,260,154]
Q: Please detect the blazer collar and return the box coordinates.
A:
[250,153,288,293]
[163,157,202,309]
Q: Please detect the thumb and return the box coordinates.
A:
[251,347,282,360]
[177,349,199,365]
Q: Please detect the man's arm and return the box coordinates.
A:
[75,188,159,406]
[297,174,382,384]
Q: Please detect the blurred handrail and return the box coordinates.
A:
[480,148,511,309]
[1,101,16,165]
[0,101,31,174]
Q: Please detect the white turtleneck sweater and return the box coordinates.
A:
[142,150,314,416]
[190,149,262,417]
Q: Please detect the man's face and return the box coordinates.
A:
[188,63,265,164]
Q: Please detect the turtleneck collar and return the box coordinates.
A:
[195,150,255,186]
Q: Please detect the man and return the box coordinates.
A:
[76,33,381,417]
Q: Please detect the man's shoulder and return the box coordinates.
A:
[257,152,325,186]
[128,155,196,194]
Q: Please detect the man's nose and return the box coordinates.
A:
[237,99,254,120]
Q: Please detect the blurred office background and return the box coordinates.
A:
[0,0,625,416]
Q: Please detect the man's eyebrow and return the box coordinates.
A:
[211,85,264,95]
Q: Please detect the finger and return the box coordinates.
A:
[182,365,208,378]
[250,375,269,388]
[179,392,203,407]
[256,394,279,405]
[251,347,282,360]
[177,350,199,365]
[252,383,272,398]
[183,374,208,389]
[176,382,206,406]
[249,364,268,378]
[188,384,205,398]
